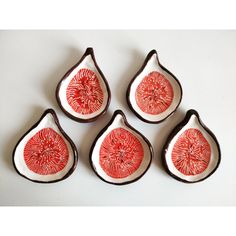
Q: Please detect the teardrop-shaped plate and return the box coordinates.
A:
[90,110,153,185]
[127,50,182,123]
[162,109,221,183]
[56,47,111,122]
[13,109,78,183]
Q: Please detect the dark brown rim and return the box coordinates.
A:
[161,109,221,183]
[126,49,183,124]
[56,47,111,123]
[89,109,153,185]
[12,108,78,184]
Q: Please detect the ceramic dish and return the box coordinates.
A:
[162,109,221,183]
[127,49,182,123]
[56,47,111,122]
[13,109,78,183]
[90,110,153,185]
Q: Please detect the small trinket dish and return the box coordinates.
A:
[56,47,111,122]
[13,109,78,183]
[90,110,153,185]
[127,49,182,123]
[162,109,221,183]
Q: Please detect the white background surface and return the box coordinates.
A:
[0,30,236,206]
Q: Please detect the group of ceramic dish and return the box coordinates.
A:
[12,48,221,185]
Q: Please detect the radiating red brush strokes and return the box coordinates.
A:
[99,128,144,178]
[24,128,69,175]
[171,128,211,176]
[66,68,104,115]
[135,71,173,115]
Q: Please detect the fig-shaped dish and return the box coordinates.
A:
[13,109,78,183]
[56,47,111,122]
[127,49,182,123]
[162,109,221,183]
[90,110,153,185]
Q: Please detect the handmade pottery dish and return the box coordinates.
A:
[90,110,153,185]
[162,109,221,183]
[13,109,78,183]
[56,47,111,122]
[127,49,182,123]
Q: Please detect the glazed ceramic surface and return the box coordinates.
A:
[56,48,111,122]
[162,110,221,183]
[90,110,153,185]
[127,50,182,123]
[13,109,78,183]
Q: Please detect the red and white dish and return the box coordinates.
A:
[162,109,221,183]
[127,49,182,123]
[90,110,153,185]
[56,48,111,122]
[13,109,78,183]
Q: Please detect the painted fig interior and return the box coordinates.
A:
[163,110,221,183]
[56,48,111,122]
[127,50,182,123]
[13,109,78,183]
[90,110,153,185]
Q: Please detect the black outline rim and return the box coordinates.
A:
[56,47,111,123]
[89,109,153,185]
[12,108,78,184]
[126,49,183,124]
[161,109,221,183]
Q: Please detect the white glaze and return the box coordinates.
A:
[58,54,109,120]
[91,113,152,184]
[129,52,181,122]
[14,112,75,182]
[165,114,220,182]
